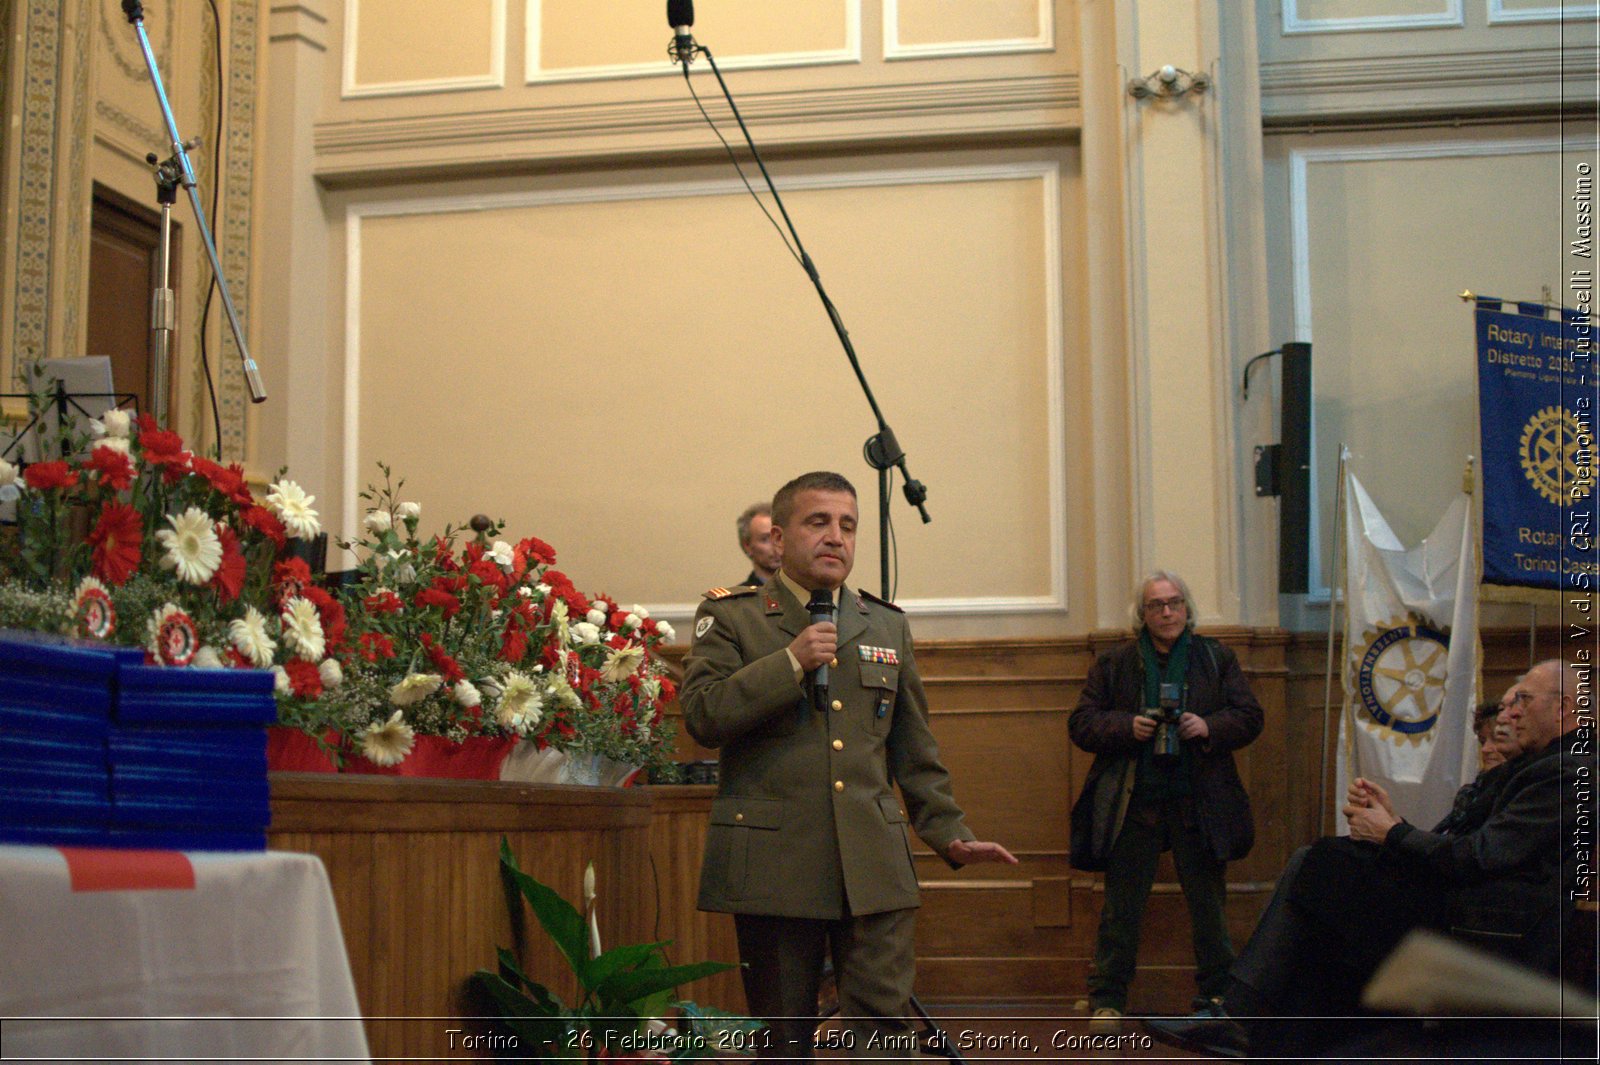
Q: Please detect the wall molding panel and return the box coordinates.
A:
[1281,0,1464,35]
[882,0,1054,61]
[341,0,506,99]
[1488,0,1599,24]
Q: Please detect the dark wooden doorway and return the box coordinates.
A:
[86,182,180,419]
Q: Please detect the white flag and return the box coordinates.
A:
[1336,465,1480,832]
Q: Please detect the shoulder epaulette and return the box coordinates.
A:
[858,589,903,613]
[703,585,759,601]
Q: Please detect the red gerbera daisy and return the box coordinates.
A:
[85,502,143,585]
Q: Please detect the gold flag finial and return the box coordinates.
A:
[1459,289,1476,302]
[1463,455,1475,495]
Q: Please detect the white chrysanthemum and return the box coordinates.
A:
[495,671,544,733]
[266,479,321,540]
[319,657,344,689]
[585,606,608,627]
[395,501,421,522]
[630,604,650,620]
[155,507,223,585]
[601,645,646,684]
[192,646,223,669]
[229,606,277,668]
[363,509,392,533]
[100,409,131,438]
[0,459,15,487]
[656,620,676,644]
[360,711,415,767]
[622,613,642,631]
[487,540,514,567]
[280,596,326,662]
[272,665,291,695]
[454,679,482,708]
[570,621,601,646]
[389,672,443,707]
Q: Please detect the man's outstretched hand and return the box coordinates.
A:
[947,839,1019,865]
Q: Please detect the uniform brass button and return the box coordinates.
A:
[832,739,844,751]
[735,813,744,822]
[880,675,887,684]
[834,780,844,792]
[831,699,843,711]
[830,657,838,668]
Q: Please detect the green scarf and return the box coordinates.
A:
[1133,627,1193,801]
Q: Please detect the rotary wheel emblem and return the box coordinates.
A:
[1520,405,1591,505]
[1349,613,1449,743]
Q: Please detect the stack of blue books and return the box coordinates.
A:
[0,629,277,850]
[0,630,141,846]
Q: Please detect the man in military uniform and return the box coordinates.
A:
[736,501,781,587]
[682,471,1015,1059]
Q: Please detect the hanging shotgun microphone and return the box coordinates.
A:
[667,0,697,65]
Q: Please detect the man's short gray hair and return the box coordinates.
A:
[736,502,770,548]
[1132,570,1199,633]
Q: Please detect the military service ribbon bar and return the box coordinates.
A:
[858,645,899,666]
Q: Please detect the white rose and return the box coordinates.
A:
[586,607,608,627]
[319,658,344,689]
[395,501,421,521]
[623,613,642,631]
[92,437,132,457]
[454,679,482,708]
[656,621,677,643]
[630,604,650,620]
[363,509,392,533]
[101,409,132,438]
[487,540,514,567]
[570,621,601,645]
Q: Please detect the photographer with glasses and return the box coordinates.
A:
[1068,571,1264,1032]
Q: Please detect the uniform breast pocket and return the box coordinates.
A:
[861,664,899,735]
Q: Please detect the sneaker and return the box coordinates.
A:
[1144,1011,1249,1059]
[1087,1007,1122,1035]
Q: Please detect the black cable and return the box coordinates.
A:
[887,466,900,602]
[197,0,224,459]
[681,65,801,267]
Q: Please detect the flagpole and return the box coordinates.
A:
[1318,445,1350,833]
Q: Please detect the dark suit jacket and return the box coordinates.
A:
[1067,634,1264,869]
[681,580,972,919]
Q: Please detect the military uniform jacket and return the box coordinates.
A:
[681,580,973,918]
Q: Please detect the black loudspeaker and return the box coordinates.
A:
[1277,342,1312,595]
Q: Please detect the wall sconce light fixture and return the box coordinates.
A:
[1127,64,1211,100]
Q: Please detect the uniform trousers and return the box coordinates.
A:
[1088,798,1234,1012]
[733,909,918,1061]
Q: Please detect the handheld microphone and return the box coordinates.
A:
[667,0,697,65]
[807,588,835,710]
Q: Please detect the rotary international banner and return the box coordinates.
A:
[1337,466,1479,832]
[1476,298,1596,598]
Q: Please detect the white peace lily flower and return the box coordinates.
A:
[319,658,344,689]
[487,540,515,567]
[453,679,481,708]
[389,672,443,707]
[266,479,321,540]
[570,621,601,646]
[361,711,415,767]
[601,645,646,684]
[155,507,223,585]
[363,509,392,533]
[280,596,326,662]
[395,501,421,522]
[272,666,291,695]
[495,671,544,733]
[586,607,608,627]
[192,646,223,669]
[101,409,131,438]
[229,607,276,668]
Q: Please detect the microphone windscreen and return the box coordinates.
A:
[668,0,694,28]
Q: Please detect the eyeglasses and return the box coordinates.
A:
[1142,596,1186,614]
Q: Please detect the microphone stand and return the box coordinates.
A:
[673,40,929,601]
[121,0,266,410]
[146,149,180,429]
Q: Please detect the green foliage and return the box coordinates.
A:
[471,837,749,1061]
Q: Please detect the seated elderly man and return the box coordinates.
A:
[1149,660,1587,1058]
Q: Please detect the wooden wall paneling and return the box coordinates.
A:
[645,786,746,1015]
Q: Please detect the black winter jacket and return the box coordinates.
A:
[1068,634,1264,870]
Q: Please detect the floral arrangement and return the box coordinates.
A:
[326,467,681,775]
[0,400,683,778]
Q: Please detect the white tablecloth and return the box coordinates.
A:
[0,845,369,1063]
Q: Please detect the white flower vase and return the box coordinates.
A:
[558,751,604,787]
